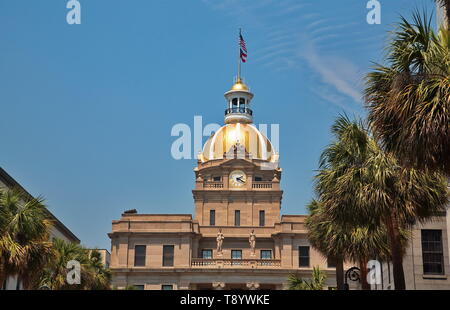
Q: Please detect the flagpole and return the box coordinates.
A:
[237,28,241,82]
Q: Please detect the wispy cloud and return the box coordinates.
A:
[202,0,366,109]
[310,87,360,114]
[300,41,363,105]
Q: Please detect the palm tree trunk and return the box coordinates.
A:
[0,265,5,290]
[336,257,345,290]
[385,215,406,290]
[359,258,370,290]
[20,274,32,290]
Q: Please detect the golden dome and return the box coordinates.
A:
[200,123,277,162]
[230,79,249,91]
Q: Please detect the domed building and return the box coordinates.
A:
[108,75,347,290]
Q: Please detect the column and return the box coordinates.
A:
[280,237,293,268]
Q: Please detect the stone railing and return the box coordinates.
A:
[191,258,281,268]
[252,182,272,189]
[203,182,224,189]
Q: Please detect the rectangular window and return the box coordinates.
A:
[299,246,310,267]
[231,250,242,265]
[235,210,240,226]
[134,285,145,290]
[213,176,221,182]
[163,245,174,267]
[327,256,337,268]
[260,250,272,259]
[210,210,215,226]
[134,245,146,267]
[259,210,265,227]
[202,249,213,259]
[254,176,263,182]
[161,285,173,290]
[422,230,444,275]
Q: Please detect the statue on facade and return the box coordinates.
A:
[216,229,224,254]
[249,229,256,255]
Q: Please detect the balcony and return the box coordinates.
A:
[203,181,224,189]
[191,258,281,269]
[252,181,272,189]
[224,107,253,116]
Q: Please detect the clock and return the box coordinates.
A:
[229,170,246,188]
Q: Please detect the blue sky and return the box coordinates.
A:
[0,0,438,249]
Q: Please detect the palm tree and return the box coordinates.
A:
[87,249,111,290]
[38,239,83,290]
[316,115,448,290]
[288,267,326,290]
[39,239,111,290]
[305,200,346,290]
[365,11,450,175]
[306,199,393,290]
[0,188,54,289]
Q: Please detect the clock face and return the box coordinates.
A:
[229,170,246,188]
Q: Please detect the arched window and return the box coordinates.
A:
[239,98,246,112]
[232,98,238,112]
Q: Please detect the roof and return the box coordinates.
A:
[0,167,80,243]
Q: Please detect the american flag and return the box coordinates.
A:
[239,31,247,63]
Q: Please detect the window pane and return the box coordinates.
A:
[422,230,444,275]
[202,249,212,259]
[162,285,173,290]
[134,285,145,290]
[231,250,242,266]
[231,250,242,259]
[134,245,146,267]
[259,210,265,227]
[163,245,174,267]
[299,246,310,267]
[260,250,272,259]
[210,210,215,226]
[235,210,240,226]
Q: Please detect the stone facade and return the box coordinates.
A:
[109,212,347,290]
